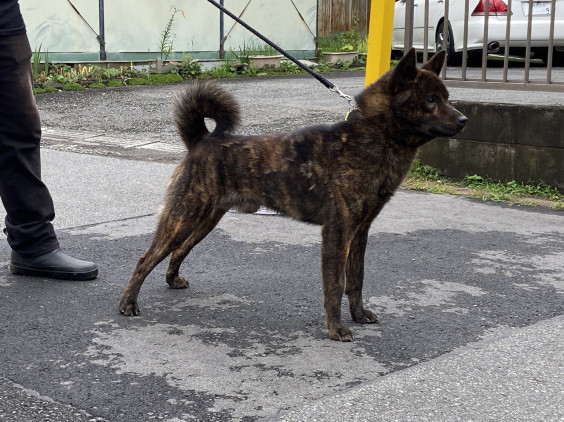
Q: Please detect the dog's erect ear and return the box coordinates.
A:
[392,48,418,83]
[422,50,446,75]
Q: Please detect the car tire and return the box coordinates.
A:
[436,20,461,66]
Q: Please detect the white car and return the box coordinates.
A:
[392,0,564,65]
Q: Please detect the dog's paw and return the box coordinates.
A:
[328,324,353,342]
[118,300,139,316]
[166,275,189,289]
[352,309,379,324]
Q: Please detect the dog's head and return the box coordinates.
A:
[356,48,467,144]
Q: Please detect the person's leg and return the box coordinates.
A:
[0,33,97,280]
[0,33,59,256]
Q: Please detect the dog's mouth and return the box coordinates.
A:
[427,126,464,137]
[424,115,468,138]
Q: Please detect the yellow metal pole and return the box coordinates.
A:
[365,0,396,86]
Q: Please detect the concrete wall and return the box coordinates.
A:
[418,101,564,190]
[20,0,317,62]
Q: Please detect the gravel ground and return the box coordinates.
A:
[35,73,364,147]
[35,67,564,149]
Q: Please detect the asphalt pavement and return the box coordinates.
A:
[0,72,563,421]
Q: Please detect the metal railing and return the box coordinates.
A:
[401,0,564,91]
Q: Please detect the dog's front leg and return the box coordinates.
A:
[322,223,353,342]
[345,226,378,324]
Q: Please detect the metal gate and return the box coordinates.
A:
[394,0,564,91]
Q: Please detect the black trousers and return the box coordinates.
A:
[0,33,59,257]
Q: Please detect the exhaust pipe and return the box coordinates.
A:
[488,41,501,53]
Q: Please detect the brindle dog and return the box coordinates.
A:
[118,48,467,341]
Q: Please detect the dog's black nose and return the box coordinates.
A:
[458,115,468,126]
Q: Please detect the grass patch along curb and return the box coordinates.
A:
[404,160,564,211]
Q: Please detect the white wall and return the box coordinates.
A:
[20,0,317,61]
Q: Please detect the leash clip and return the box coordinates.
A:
[330,85,358,111]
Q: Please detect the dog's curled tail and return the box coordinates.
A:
[174,80,241,149]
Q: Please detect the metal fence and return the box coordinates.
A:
[399,0,564,91]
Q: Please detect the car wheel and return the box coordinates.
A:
[436,21,461,66]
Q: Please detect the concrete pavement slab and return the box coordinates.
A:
[40,149,173,229]
[277,314,564,421]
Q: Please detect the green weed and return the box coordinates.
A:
[157,6,185,61]
[202,60,239,79]
[318,19,366,54]
[177,55,202,79]
[409,159,440,180]
[463,175,564,204]
[237,39,279,59]
[278,60,302,74]
[405,162,563,210]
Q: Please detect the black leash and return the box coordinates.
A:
[206,0,357,110]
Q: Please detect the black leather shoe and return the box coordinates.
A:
[10,248,98,280]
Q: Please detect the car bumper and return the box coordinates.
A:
[453,16,564,51]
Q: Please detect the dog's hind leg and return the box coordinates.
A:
[118,240,178,316]
[345,225,378,324]
[165,211,225,289]
[118,211,198,316]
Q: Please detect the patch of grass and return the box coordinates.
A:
[176,55,202,79]
[409,159,440,180]
[404,161,564,210]
[201,61,240,79]
[88,82,106,89]
[357,39,368,54]
[127,77,151,86]
[462,175,564,205]
[237,39,279,59]
[107,79,124,87]
[239,63,261,77]
[62,82,84,91]
[33,86,58,95]
[277,60,303,74]
[314,61,332,72]
[318,19,365,54]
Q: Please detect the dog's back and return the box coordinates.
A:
[173,51,466,222]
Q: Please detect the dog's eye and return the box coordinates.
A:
[426,97,436,105]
